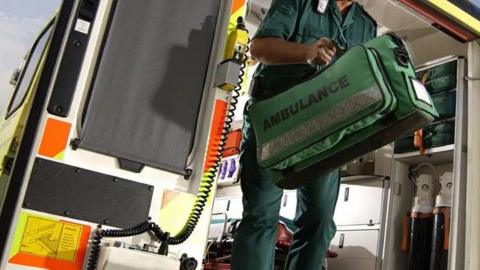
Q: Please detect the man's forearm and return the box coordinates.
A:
[251,37,310,65]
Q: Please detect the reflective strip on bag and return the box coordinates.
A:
[259,86,384,162]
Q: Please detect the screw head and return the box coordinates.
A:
[53,105,63,114]
[64,211,71,216]
[5,159,14,170]
[11,139,19,152]
[148,186,154,191]
[103,219,109,225]
[113,178,119,183]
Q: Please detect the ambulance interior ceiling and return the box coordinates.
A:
[246,0,468,65]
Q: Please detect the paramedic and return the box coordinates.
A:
[231,0,377,269]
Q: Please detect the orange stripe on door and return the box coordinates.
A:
[231,0,245,15]
[38,118,71,159]
[203,100,228,171]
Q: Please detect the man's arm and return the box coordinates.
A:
[251,37,337,66]
[250,0,336,66]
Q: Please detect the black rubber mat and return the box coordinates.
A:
[24,158,153,228]
[79,0,221,174]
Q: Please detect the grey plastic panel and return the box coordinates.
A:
[79,0,221,174]
[23,158,153,228]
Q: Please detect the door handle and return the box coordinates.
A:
[344,187,350,202]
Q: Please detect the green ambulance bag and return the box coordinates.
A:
[248,34,439,189]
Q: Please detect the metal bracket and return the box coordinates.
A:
[215,60,242,91]
[465,76,480,81]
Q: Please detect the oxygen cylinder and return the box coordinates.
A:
[430,172,453,270]
[407,174,434,270]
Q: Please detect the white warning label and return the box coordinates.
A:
[74,19,90,34]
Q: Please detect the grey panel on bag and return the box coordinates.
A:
[23,158,153,228]
[79,0,221,174]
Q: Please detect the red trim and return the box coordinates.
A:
[400,0,478,42]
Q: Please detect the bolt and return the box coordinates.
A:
[113,178,119,183]
[5,159,14,170]
[148,186,154,191]
[75,168,81,173]
[184,169,193,180]
[53,105,63,114]
[73,40,81,47]
[24,202,31,208]
[10,139,19,152]
[70,139,80,150]
[64,211,71,216]
[103,219,109,225]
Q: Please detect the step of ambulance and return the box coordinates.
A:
[334,180,385,226]
[417,59,457,95]
[327,229,381,270]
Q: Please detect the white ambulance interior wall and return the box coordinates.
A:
[358,0,469,65]
[466,41,480,270]
[384,162,454,270]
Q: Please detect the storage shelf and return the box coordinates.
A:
[341,175,387,183]
[393,144,454,165]
[336,224,382,231]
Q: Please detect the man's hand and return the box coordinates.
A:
[250,37,337,66]
[305,38,337,65]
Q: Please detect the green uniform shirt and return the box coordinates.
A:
[252,0,377,99]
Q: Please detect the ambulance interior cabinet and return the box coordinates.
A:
[328,229,381,270]
[329,177,389,270]
[385,56,468,270]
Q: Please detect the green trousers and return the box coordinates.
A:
[231,101,340,270]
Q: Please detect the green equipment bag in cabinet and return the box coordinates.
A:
[417,60,457,94]
[424,121,455,148]
[394,135,416,154]
[248,34,439,189]
[395,120,456,154]
[431,90,456,120]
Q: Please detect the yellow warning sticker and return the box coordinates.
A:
[19,216,82,262]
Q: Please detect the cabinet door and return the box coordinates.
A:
[279,191,297,220]
[334,181,384,226]
[213,197,243,219]
[225,197,243,219]
[212,198,229,214]
[328,229,380,270]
